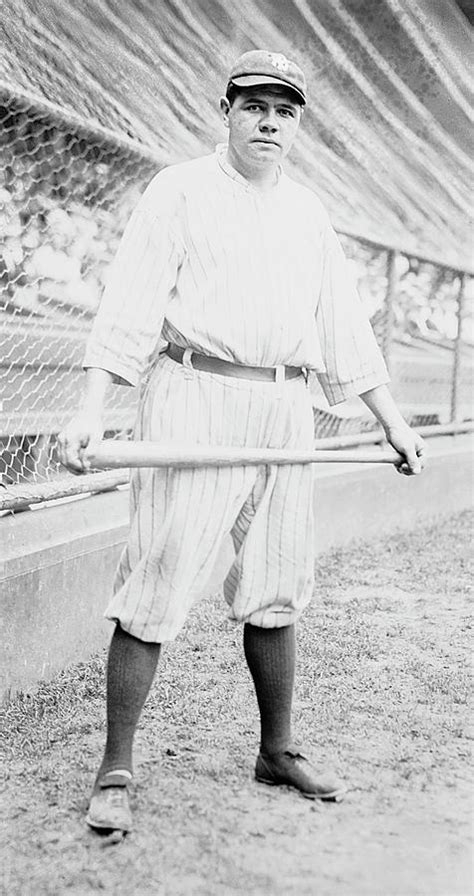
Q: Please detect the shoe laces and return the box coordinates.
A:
[103,786,128,806]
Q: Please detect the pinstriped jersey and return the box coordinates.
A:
[83,144,389,405]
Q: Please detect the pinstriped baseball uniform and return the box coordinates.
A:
[84,144,389,641]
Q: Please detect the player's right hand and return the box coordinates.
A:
[57,411,104,474]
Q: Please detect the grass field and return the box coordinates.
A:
[1,510,472,896]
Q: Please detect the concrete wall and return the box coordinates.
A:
[1,490,129,701]
[1,434,472,701]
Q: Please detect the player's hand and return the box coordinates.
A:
[385,423,427,476]
[57,411,104,474]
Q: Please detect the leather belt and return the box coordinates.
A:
[165,344,303,382]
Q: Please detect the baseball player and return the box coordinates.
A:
[59,50,426,833]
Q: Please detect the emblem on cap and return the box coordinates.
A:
[269,53,290,72]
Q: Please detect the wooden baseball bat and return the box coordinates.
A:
[86,441,403,469]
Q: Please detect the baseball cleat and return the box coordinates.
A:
[86,771,133,833]
[255,747,346,801]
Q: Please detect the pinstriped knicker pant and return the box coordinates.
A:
[105,353,316,642]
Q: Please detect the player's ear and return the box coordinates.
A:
[220,96,230,128]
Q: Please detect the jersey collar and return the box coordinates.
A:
[215,143,283,192]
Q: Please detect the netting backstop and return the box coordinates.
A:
[1,84,472,510]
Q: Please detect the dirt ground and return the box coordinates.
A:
[1,510,472,896]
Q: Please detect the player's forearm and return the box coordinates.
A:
[81,367,114,415]
[359,384,408,435]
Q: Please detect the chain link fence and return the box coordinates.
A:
[1,85,472,510]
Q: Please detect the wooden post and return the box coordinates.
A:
[382,249,397,375]
[450,273,467,423]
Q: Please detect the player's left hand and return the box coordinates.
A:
[385,424,427,476]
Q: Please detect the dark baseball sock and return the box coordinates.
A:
[243,622,296,758]
[96,623,161,784]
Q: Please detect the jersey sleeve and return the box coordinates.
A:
[315,220,389,405]
[83,171,184,386]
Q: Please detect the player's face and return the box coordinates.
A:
[220,86,302,174]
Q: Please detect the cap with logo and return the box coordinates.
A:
[227,50,307,105]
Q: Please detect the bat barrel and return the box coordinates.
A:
[86,441,402,469]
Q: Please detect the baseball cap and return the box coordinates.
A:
[227,50,307,105]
